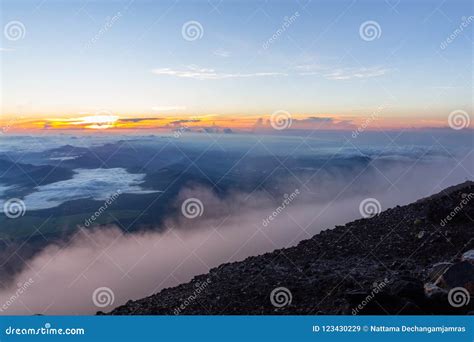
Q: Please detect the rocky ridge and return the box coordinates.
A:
[106,181,474,315]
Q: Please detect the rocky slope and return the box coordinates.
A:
[106,181,474,315]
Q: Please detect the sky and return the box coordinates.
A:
[0,0,472,132]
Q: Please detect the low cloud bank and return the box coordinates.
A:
[0,168,158,211]
[0,153,472,314]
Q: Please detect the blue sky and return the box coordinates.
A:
[1,0,472,127]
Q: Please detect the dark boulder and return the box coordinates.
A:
[436,261,474,295]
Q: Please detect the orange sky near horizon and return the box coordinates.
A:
[0,112,455,133]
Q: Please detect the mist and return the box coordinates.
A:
[0,150,472,315]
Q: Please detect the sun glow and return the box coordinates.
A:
[0,112,454,133]
[73,115,120,129]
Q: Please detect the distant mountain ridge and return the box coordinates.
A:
[106,181,474,315]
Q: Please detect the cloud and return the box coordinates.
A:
[0,152,472,314]
[0,48,15,52]
[151,65,287,80]
[152,64,389,81]
[291,117,357,130]
[213,49,231,58]
[300,117,333,123]
[0,168,159,211]
[297,65,390,80]
[323,67,389,80]
[118,118,163,123]
[293,63,326,72]
[254,116,357,132]
[169,119,201,125]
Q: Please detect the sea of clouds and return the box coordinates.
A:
[0,168,158,211]
[0,145,471,314]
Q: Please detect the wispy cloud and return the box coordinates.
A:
[293,63,326,73]
[296,64,390,80]
[151,65,287,80]
[118,118,163,123]
[323,67,389,80]
[0,47,15,52]
[152,64,389,81]
[213,48,231,58]
[169,119,201,125]
[278,116,356,130]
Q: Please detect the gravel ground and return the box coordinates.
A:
[105,181,474,315]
